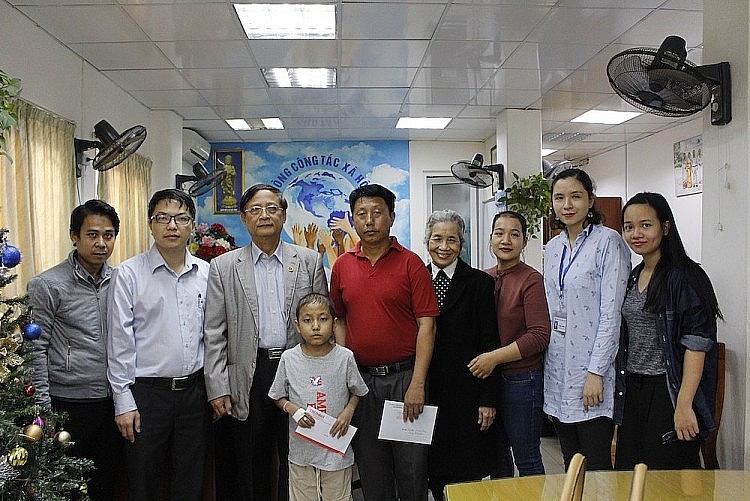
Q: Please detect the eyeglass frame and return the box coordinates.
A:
[149,213,194,226]
[242,204,284,217]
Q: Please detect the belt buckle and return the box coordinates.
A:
[372,365,388,376]
[268,348,284,360]
[171,376,188,391]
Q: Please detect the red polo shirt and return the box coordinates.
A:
[330,237,439,366]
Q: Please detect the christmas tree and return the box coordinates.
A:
[0,228,93,499]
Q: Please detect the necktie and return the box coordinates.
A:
[433,269,450,310]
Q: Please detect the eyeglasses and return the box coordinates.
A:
[243,205,283,216]
[150,213,193,226]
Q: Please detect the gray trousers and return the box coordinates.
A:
[353,368,428,501]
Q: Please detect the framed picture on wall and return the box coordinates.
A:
[674,135,702,197]
[214,149,244,214]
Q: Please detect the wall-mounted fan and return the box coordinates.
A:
[74,120,147,175]
[450,153,504,189]
[542,159,573,179]
[607,35,731,125]
[175,162,227,197]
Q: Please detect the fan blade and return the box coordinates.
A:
[188,168,227,197]
[608,48,710,118]
[93,125,147,171]
[451,161,493,188]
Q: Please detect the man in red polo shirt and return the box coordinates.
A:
[330,184,439,501]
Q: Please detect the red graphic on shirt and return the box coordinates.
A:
[308,391,327,414]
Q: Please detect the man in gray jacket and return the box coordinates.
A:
[28,199,123,501]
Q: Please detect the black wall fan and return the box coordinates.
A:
[74,120,147,174]
[542,159,573,179]
[450,153,504,189]
[607,35,731,125]
[176,163,227,197]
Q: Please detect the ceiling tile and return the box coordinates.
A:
[341,40,429,67]
[338,68,417,88]
[17,5,146,43]
[435,4,551,41]
[338,88,409,105]
[103,69,192,91]
[68,42,174,70]
[123,3,244,41]
[248,40,337,68]
[423,41,520,68]
[180,68,266,90]
[342,3,444,39]
[130,89,209,107]
[157,41,256,68]
[199,88,271,106]
[411,67,496,89]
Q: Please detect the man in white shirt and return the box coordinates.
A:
[107,189,210,500]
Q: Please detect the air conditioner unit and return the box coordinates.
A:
[182,129,210,171]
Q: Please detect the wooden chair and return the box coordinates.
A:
[559,453,586,501]
[628,463,648,501]
[701,341,726,469]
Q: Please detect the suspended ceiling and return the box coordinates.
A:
[6,0,705,162]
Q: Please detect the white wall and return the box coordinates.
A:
[587,118,703,262]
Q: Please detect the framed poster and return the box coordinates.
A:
[214,149,244,213]
[674,135,702,196]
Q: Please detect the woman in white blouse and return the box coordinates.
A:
[543,168,631,471]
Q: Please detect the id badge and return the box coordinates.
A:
[552,311,566,334]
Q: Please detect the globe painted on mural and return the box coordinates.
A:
[284,169,355,238]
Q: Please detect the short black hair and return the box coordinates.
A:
[239,184,288,213]
[70,199,120,236]
[148,189,196,219]
[295,292,335,320]
[349,184,396,213]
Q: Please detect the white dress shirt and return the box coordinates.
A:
[107,245,209,415]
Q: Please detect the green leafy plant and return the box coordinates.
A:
[0,69,22,162]
[497,172,551,239]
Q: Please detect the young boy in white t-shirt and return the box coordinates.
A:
[269,293,369,501]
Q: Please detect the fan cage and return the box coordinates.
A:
[607,47,711,118]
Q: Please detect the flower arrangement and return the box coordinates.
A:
[189,222,238,262]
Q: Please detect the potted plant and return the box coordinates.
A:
[0,69,22,162]
[497,171,551,239]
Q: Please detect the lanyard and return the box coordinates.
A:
[558,229,590,300]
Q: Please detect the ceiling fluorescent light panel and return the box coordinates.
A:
[571,110,641,125]
[234,4,335,40]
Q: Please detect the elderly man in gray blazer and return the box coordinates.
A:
[203,183,327,501]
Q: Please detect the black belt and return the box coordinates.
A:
[135,370,203,391]
[258,347,286,360]
[360,357,414,376]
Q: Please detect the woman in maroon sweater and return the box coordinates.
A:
[469,210,551,476]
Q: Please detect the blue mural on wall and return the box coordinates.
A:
[195,141,410,269]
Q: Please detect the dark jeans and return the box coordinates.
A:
[499,369,545,476]
[52,397,124,501]
[354,369,428,501]
[228,353,289,501]
[126,376,210,501]
[550,415,615,471]
[615,372,701,470]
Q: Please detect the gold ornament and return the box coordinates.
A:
[79,483,88,495]
[7,446,28,467]
[54,430,72,447]
[22,424,43,442]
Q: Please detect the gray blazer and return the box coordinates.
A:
[203,241,328,421]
